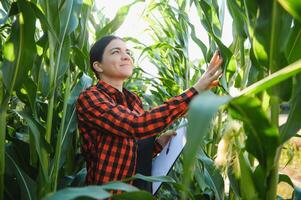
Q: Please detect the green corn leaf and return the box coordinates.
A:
[126,173,175,183]
[68,73,92,104]
[101,182,139,192]
[252,0,293,100]
[1,0,13,13]
[188,21,208,62]
[38,62,51,97]
[182,91,231,196]
[43,186,110,200]
[238,152,259,199]
[71,47,88,71]
[14,110,51,180]
[194,0,233,67]
[197,0,222,38]
[198,151,224,200]
[57,37,71,83]
[2,0,37,93]
[182,58,301,197]
[278,0,301,22]
[252,165,266,197]
[285,22,301,64]
[42,0,60,35]
[28,1,59,43]
[0,71,3,104]
[280,74,301,143]
[228,96,279,171]
[226,0,247,39]
[5,150,36,200]
[227,164,241,197]
[4,2,20,19]
[112,191,155,200]
[194,163,208,192]
[58,74,92,171]
[59,0,81,38]
[239,59,301,96]
[44,182,141,200]
[251,1,273,67]
[15,77,37,113]
[96,0,143,39]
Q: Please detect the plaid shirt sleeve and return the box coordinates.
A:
[133,94,164,157]
[77,87,198,140]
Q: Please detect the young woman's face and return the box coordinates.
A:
[99,39,133,80]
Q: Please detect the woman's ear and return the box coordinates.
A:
[93,61,104,73]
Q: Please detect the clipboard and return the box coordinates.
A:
[151,123,187,194]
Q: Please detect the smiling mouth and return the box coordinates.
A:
[120,64,132,67]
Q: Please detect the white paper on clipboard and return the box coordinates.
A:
[151,124,187,194]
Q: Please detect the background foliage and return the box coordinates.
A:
[1,0,301,199]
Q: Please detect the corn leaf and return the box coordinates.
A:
[238,153,259,199]
[96,0,143,39]
[229,96,279,171]
[252,0,293,100]
[5,150,36,200]
[2,0,37,93]
[198,150,224,200]
[280,74,301,143]
[285,22,301,64]
[43,186,110,200]
[112,191,155,200]
[278,0,301,22]
[183,91,230,195]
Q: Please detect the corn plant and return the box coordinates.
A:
[2,0,301,199]
[130,0,301,199]
[0,0,147,199]
[182,0,301,199]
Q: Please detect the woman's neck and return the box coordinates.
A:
[100,77,124,92]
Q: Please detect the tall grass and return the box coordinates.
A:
[1,0,301,199]
[0,0,140,199]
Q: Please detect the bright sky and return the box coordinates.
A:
[96,0,233,75]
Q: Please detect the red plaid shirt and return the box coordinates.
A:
[76,79,198,185]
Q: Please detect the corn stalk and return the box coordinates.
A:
[1,0,142,199]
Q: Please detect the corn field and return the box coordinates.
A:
[1,0,301,199]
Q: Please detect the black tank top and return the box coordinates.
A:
[132,136,156,193]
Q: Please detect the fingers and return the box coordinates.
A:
[206,67,222,82]
[210,56,223,71]
[169,130,177,136]
[205,68,223,89]
[210,80,219,87]
[194,51,223,92]
[208,51,219,69]
[209,68,223,81]
[163,130,177,136]
[208,50,223,70]
[207,80,219,89]
[206,53,223,80]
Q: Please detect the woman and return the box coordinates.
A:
[76,35,223,193]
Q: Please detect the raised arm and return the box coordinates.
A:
[76,88,198,140]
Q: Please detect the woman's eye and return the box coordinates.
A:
[112,50,120,54]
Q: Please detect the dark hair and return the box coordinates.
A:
[89,35,123,78]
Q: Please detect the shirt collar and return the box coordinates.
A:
[96,79,141,111]
[96,79,124,95]
[96,79,134,98]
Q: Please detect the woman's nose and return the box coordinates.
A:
[121,52,131,61]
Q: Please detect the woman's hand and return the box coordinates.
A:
[156,130,177,148]
[193,50,223,92]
